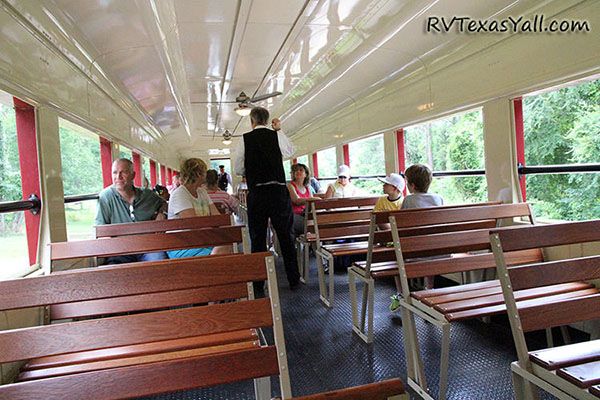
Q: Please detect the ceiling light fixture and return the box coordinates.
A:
[222,130,233,145]
[235,104,251,117]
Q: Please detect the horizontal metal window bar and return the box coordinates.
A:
[518,163,600,175]
[0,194,40,215]
[64,193,100,203]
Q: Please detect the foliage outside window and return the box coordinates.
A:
[142,156,150,186]
[523,79,599,221]
[349,134,385,194]
[283,160,291,181]
[405,109,487,204]
[119,145,132,161]
[317,147,336,178]
[0,102,28,278]
[297,155,309,166]
[59,119,103,240]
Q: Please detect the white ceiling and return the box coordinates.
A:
[40,0,585,159]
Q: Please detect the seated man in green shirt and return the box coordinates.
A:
[95,158,167,264]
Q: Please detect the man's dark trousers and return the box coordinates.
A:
[247,185,300,294]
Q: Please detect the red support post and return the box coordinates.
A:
[312,153,319,178]
[99,137,113,188]
[132,152,142,187]
[13,98,41,266]
[149,160,157,187]
[396,128,407,196]
[342,144,350,166]
[167,168,173,185]
[513,97,526,201]
[160,165,166,185]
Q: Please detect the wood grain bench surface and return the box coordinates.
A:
[491,220,600,400]
[529,340,600,370]
[95,213,233,238]
[288,378,406,400]
[51,224,244,260]
[0,252,290,400]
[556,360,600,389]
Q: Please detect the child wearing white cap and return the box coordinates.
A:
[374,173,405,212]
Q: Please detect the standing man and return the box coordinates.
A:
[95,158,168,264]
[233,108,300,294]
[217,165,232,191]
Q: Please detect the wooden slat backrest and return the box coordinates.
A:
[370,220,497,245]
[311,196,378,211]
[404,249,543,279]
[506,255,600,291]
[374,201,502,224]
[0,346,279,400]
[315,209,373,224]
[491,220,600,252]
[518,294,600,332]
[0,298,273,363]
[50,225,243,260]
[50,284,249,320]
[362,203,513,274]
[95,214,232,238]
[395,229,493,258]
[318,225,372,240]
[387,203,532,228]
[0,252,269,311]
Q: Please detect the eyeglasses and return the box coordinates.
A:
[129,204,135,221]
[338,176,348,180]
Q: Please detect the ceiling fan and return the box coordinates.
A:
[191,91,282,116]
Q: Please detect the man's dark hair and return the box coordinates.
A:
[218,165,225,169]
[250,107,269,126]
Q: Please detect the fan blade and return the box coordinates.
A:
[190,100,239,104]
[249,91,282,103]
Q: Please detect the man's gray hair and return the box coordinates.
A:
[113,158,134,172]
[250,107,269,126]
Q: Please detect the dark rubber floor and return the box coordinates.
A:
[143,255,582,399]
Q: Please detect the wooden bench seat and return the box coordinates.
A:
[361,203,543,399]
[0,252,293,399]
[491,220,600,400]
[22,329,259,370]
[348,203,533,346]
[297,196,377,285]
[319,202,500,308]
[288,378,407,399]
[529,340,600,370]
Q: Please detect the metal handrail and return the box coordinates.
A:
[0,194,41,215]
[64,193,99,203]
[518,163,600,175]
[317,169,486,180]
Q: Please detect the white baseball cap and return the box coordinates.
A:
[377,173,406,191]
[337,164,351,178]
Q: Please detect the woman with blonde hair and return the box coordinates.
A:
[167,158,229,258]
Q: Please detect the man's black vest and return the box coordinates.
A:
[217,173,229,191]
[243,128,285,189]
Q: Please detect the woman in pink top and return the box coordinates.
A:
[205,169,239,214]
[287,163,317,238]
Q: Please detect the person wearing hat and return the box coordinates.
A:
[374,173,405,212]
[324,164,361,198]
